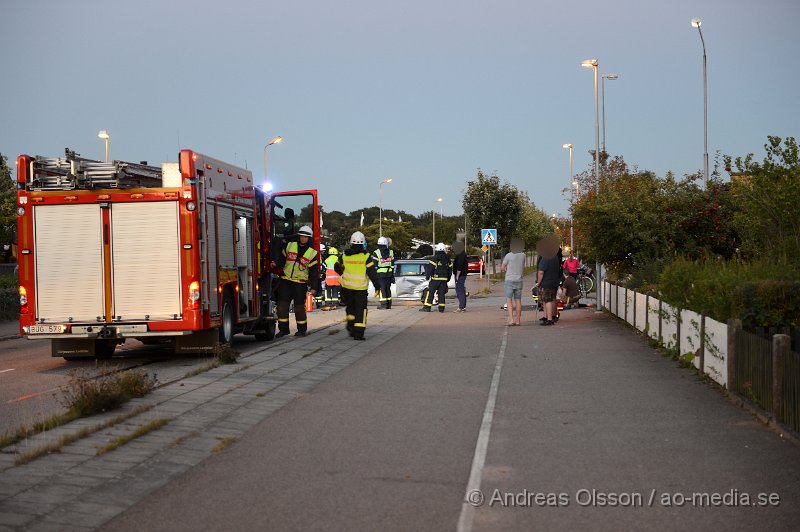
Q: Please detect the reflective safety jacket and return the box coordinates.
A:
[282,241,319,285]
[324,255,340,286]
[372,247,394,277]
[336,247,379,291]
[426,251,452,281]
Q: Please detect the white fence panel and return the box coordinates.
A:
[625,289,636,326]
[635,293,648,333]
[603,281,612,309]
[681,309,703,369]
[648,297,661,341]
[608,284,618,318]
[704,317,728,387]
[660,301,679,349]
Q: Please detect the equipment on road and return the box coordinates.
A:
[16,148,320,359]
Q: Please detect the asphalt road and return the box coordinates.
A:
[98,277,800,531]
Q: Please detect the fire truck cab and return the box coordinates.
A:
[16,148,319,359]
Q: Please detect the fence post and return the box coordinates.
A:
[645,294,650,334]
[624,287,629,323]
[727,318,741,391]
[658,299,663,345]
[633,289,637,329]
[676,308,681,355]
[773,334,789,422]
[616,284,620,316]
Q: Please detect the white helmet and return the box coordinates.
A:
[298,225,313,238]
[320,244,327,253]
[435,243,446,252]
[350,231,366,245]
[377,236,389,246]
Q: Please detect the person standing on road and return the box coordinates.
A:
[420,243,451,313]
[276,226,319,338]
[373,236,395,309]
[536,236,561,326]
[501,237,526,325]
[563,251,580,278]
[452,241,468,312]
[322,246,340,311]
[335,231,380,340]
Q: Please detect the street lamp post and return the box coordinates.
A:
[97,130,109,162]
[582,58,601,308]
[601,73,619,154]
[432,197,443,244]
[563,143,574,252]
[379,178,393,237]
[691,18,708,190]
[263,135,283,180]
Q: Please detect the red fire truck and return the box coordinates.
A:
[16,148,319,359]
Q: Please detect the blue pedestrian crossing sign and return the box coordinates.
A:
[481,229,497,245]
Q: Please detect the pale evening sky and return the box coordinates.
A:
[1,0,798,219]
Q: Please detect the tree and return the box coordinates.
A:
[462,170,524,251]
[361,220,414,255]
[728,136,800,262]
[0,154,15,246]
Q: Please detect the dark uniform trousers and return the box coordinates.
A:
[378,277,392,308]
[341,286,368,339]
[424,279,448,311]
[277,280,309,334]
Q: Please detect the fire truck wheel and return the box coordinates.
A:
[219,292,235,345]
[94,340,116,359]
[254,319,276,341]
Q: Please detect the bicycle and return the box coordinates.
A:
[576,266,595,299]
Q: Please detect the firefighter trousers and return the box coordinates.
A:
[377,277,392,309]
[424,279,448,311]
[341,287,368,339]
[324,284,340,305]
[277,280,309,333]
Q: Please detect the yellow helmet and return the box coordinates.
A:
[328,246,339,256]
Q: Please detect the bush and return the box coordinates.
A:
[0,287,16,321]
[658,257,800,326]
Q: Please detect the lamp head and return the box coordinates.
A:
[562,143,572,149]
[436,197,443,203]
[97,130,109,140]
[581,59,598,68]
[604,73,619,80]
[691,18,702,28]
[268,136,283,146]
[383,178,393,184]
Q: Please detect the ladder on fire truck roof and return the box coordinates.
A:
[27,148,163,190]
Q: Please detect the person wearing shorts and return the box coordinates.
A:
[537,254,561,326]
[501,246,526,326]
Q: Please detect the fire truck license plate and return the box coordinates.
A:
[28,325,66,334]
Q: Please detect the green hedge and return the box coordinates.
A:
[0,287,17,321]
[658,257,800,327]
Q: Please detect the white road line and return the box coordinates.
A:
[457,325,509,532]
[0,368,15,374]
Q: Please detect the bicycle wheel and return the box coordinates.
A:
[579,276,594,296]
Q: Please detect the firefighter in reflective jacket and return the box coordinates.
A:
[322,246,340,311]
[420,243,451,313]
[334,231,379,340]
[276,225,319,338]
[373,236,395,309]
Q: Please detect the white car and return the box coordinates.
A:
[390,258,456,302]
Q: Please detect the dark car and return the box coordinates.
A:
[466,255,485,275]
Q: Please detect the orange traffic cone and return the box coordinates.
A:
[305,292,314,312]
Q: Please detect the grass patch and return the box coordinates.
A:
[211,436,237,453]
[183,345,239,378]
[60,366,157,417]
[95,418,170,456]
[170,431,199,448]
[13,404,153,465]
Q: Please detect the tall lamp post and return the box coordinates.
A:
[97,130,109,162]
[432,197,443,244]
[691,18,708,190]
[563,143,574,252]
[379,178,393,237]
[263,135,283,180]
[601,73,619,154]
[582,58,601,308]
